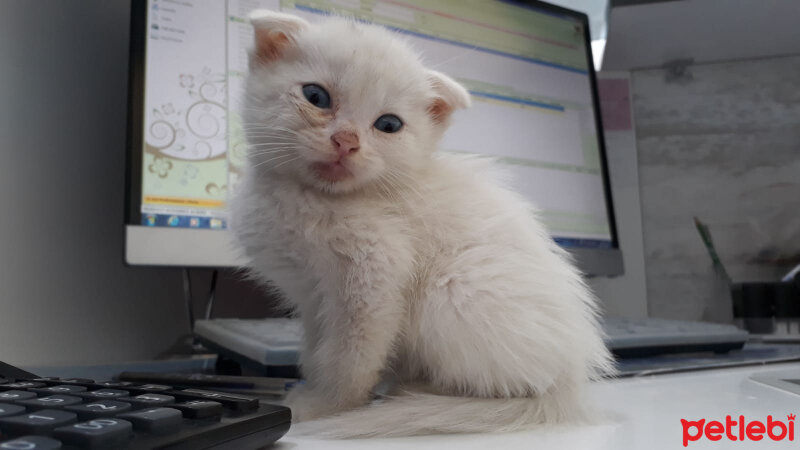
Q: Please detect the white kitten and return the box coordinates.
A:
[230,11,613,438]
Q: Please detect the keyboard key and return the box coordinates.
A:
[123,393,175,409]
[76,389,129,401]
[0,435,63,449]
[30,385,87,395]
[118,407,182,434]
[167,389,259,412]
[66,400,132,420]
[0,391,36,402]
[16,395,82,411]
[54,418,132,449]
[0,382,46,391]
[0,403,25,418]
[0,378,8,385]
[170,400,223,419]
[0,409,77,435]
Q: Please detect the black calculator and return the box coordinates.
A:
[0,361,290,449]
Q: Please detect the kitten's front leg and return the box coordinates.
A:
[287,265,407,421]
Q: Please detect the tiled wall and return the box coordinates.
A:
[631,55,800,321]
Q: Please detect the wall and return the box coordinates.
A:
[604,0,800,70]
[0,1,189,367]
[0,1,307,367]
[631,55,800,321]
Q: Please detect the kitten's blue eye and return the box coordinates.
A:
[302,84,331,109]
[374,114,403,133]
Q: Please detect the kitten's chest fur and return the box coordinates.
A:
[238,179,417,302]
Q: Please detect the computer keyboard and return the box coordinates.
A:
[0,361,290,449]
[604,317,749,358]
[194,318,303,368]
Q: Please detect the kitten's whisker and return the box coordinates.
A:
[243,128,297,139]
[249,150,296,157]
[240,128,298,135]
[383,170,436,234]
[248,149,301,155]
[270,125,302,133]
[242,128,295,133]
[252,153,294,168]
[241,132,296,137]
[246,140,300,145]
[375,177,396,203]
[376,179,396,205]
[251,150,291,158]
[237,109,285,119]
[267,156,301,172]
[376,173,408,206]
[247,143,301,148]
[385,170,427,207]
[244,137,299,143]
[248,144,300,150]
[428,49,472,70]
[243,123,301,132]
[240,125,301,136]
[245,141,299,146]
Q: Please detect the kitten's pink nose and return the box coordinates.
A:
[330,130,360,157]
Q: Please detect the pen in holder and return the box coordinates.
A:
[694,217,800,333]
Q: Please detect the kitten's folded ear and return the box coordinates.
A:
[427,70,471,124]
[249,10,309,64]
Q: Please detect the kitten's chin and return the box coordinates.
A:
[310,161,354,183]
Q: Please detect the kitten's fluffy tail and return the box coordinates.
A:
[291,387,592,439]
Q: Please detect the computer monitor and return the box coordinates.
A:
[125,0,623,276]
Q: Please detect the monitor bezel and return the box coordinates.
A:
[124,0,145,241]
[514,0,623,276]
[124,0,623,275]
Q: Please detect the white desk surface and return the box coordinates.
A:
[280,362,800,449]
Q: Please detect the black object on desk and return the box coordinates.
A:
[0,360,291,449]
[732,281,800,334]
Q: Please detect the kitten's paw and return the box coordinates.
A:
[285,386,341,422]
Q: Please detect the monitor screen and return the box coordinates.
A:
[126,0,620,273]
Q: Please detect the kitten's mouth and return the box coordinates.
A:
[310,161,353,182]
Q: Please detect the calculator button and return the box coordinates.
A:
[0,409,77,435]
[117,407,182,433]
[53,418,132,449]
[0,382,46,391]
[65,400,132,420]
[0,403,26,418]
[25,378,64,386]
[0,391,37,402]
[126,384,171,394]
[16,395,82,411]
[76,389,129,400]
[0,435,63,449]
[56,379,94,385]
[94,381,135,387]
[123,393,175,409]
[30,385,87,395]
[167,389,259,412]
[170,400,223,419]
